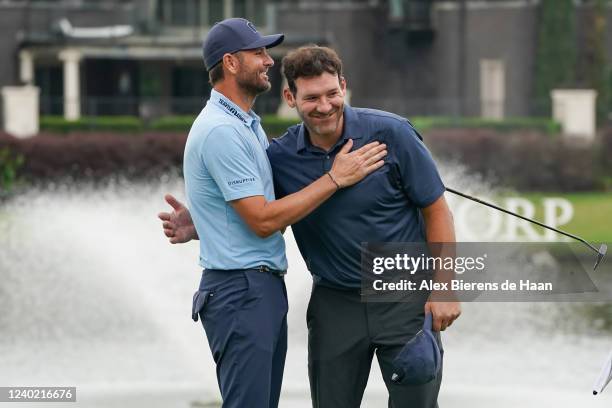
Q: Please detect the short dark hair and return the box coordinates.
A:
[208,52,246,86]
[282,45,343,94]
[208,62,224,86]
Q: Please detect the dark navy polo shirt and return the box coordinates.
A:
[267,105,445,289]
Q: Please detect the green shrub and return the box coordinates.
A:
[40,116,143,133]
[533,0,576,116]
[0,147,24,191]
[148,115,302,136]
[147,115,301,136]
[411,116,561,135]
[149,116,196,132]
[38,115,560,136]
[261,115,301,137]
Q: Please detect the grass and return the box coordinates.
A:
[500,191,612,242]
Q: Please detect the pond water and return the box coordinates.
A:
[0,169,610,408]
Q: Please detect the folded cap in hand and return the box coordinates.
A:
[390,313,442,385]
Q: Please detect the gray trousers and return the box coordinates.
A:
[307,284,442,408]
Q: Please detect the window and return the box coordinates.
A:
[35,66,63,115]
[230,0,267,26]
[172,66,211,113]
[157,0,199,26]
[234,0,247,18]
[170,0,190,26]
[156,0,268,27]
[251,0,267,26]
[208,0,224,25]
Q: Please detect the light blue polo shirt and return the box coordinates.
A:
[183,89,287,271]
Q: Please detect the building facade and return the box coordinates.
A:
[0,0,609,122]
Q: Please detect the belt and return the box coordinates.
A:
[252,265,286,278]
[205,266,286,278]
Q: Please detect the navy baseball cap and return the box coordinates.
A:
[203,18,284,70]
[390,313,442,385]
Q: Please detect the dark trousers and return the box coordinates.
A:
[194,269,288,408]
[307,284,442,408]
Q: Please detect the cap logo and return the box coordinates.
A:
[246,22,258,34]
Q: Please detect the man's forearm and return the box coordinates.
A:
[422,196,456,284]
[232,140,386,238]
[428,223,455,286]
[261,173,339,234]
[422,194,462,331]
[232,173,337,238]
[423,196,455,244]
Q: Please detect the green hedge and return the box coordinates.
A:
[0,147,24,192]
[148,115,300,136]
[40,115,560,135]
[40,116,143,133]
[39,115,303,136]
[148,116,197,132]
[261,115,301,137]
[411,117,561,135]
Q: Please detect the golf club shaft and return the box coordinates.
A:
[445,187,600,254]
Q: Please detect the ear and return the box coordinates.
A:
[222,53,240,75]
[283,87,296,108]
[339,76,347,96]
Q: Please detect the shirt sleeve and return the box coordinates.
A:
[393,121,446,208]
[266,141,288,200]
[202,125,265,201]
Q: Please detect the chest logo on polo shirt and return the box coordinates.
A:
[218,98,248,124]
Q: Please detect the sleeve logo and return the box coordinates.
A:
[228,177,256,186]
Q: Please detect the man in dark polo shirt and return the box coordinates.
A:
[160,45,460,407]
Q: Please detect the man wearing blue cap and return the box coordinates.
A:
[181,18,386,408]
[163,43,460,407]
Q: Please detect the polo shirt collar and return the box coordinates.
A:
[209,89,257,127]
[296,104,363,153]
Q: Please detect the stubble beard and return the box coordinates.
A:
[237,69,271,98]
[298,106,343,138]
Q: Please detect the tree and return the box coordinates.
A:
[580,0,609,123]
[533,0,576,116]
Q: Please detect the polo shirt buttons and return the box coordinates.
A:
[323,155,331,172]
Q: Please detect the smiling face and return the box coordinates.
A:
[235,47,274,96]
[284,72,346,138]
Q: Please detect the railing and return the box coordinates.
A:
[15,0,137,42]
